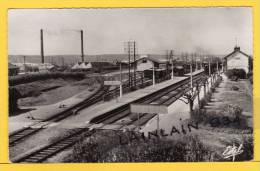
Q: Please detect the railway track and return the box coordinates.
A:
[12,72,205,163]
[90,72,205,130]
[13,128,94,163]
[9,77,151,147]
[9,86,106,147]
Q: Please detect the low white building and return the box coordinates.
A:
[224,46,252,74]
[71,62,91,70]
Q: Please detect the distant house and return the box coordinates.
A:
[8,63,19,76]
[224,46,252,74]
[135,55,171,72]
[12,63,54,73]
[135,54,184,72]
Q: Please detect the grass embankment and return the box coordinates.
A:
[9,72,103,115]
[190,75,253,161]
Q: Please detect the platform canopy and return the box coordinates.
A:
[130,103,168,114]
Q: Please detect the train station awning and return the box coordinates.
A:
[130,103,168,114]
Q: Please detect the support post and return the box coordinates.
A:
[120,84,123,98]
[128,42,131,87]
[217,60,219,75]
[153,66,155,86]
[197,85,200,108]
[196,59,198,71]
[133,41,136,87]
[157,114,160,134]
[171,50,174,80]
[137,113,140,130]
[190,63,193,91]
[204,84,207,97]
[141,72,144,87]
[120,62,123,98]
[209,59,211,76]
[171,64,174,80]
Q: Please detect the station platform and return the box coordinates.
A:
[60,69,204,129]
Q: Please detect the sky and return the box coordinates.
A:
[8,8,252,56]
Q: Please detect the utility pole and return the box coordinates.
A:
[40,29,44,64]
[133,41,136,87]
[222,58,224,73]
[124,41,137,87]
[190,62,193,92]
[200,55,203,70]
[170,50,174,80]
[80,30,84,62]
[166,50,169,78]
[217,59,219,75]
[153,65,155,86]
[195,54,198,71]
[157,114,160,135]
[120,61,123,97]
[209,56,212,86]
[209,56,211,76]
[128,42,131,87]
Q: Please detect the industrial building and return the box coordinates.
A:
[8,63,19,76]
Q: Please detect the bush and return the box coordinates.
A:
[68,131,212,162]
[9,87,22,113]
[225,69,246,79]
[231,85,239,91]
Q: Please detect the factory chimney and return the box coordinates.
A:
[81,30,84,62]
[40,29,44,63]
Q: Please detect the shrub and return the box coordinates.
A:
[231,85,239,91]
[225,69,246,79]
[9,87,22,114]
[68,131,212,162]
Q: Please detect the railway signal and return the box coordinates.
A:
[104,81,123,98]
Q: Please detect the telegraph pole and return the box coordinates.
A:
[166,50,169,77]
[217,59,219,75]
[133,41,136,87]
[170,50,174,80]
[124,41,137,87]
[195,54,198,71]
[209,56,211,76]
[40,29,44,64]
[190,62,193,91]
[128,42,131,87]
[120,61,123,97]
[153,65,155,86]
[80,30,84,62]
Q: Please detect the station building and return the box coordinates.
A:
[224,46,253,74]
